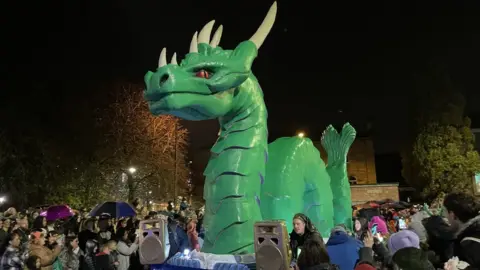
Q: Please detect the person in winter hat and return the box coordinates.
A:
[388,229,420,254]
[326,225,362,270]
[368,216,388,236]
[388,230,435,270]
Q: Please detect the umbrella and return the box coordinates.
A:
[380,202,407,210]
[40,205,74,221]
[89,201,136,218]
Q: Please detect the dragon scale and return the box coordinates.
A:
[202,78,268,254]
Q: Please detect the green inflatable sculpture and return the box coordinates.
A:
[144,2,356,255]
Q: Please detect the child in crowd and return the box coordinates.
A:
[95,240,119,270]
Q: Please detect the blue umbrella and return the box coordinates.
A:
[89,201,136,218]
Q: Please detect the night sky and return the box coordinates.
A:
[3,1,480,183]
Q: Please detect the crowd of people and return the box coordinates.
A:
[289,192,480,270]
[0,199,203,270]
[0,192,478,270]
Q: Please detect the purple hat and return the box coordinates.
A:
[387,230,420,255]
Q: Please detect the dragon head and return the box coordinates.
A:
[144,2,277,120]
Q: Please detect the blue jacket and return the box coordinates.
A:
[326,231,363,270]
[168,224,189,258]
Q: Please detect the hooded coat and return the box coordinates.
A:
[453,214,480,269]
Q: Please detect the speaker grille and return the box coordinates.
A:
[140,236,163,261]
[256,244,282,270]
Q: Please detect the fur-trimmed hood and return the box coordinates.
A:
[453,214,480,268]
[455,214,480,238]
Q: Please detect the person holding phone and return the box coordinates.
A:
[29,231,62,269]
[398,218,407,230]
[355,231,377,270]
[115,227,139,270]
[368,216,388,237]
[366,223,391,268]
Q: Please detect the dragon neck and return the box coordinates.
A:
[207,75,268,182]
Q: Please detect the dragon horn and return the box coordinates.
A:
[210,25,223,48]
[170,52,178,65]
[189,31,198,53]
[198,20,215,45]
[158,47,167,68]
[249,2,277,49]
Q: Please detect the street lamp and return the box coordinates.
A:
[0,197,5,204]
[297,132,305,138]
[128,167,136,174]
[148,191,152,194]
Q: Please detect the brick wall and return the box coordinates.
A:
[313,137,377,185]
[351,184,399,204]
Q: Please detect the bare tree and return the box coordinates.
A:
[0,82,190,208]
[92,83,189,203]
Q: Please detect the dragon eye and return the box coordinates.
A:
[195,69,212,79]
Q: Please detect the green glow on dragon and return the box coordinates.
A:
[144,2,356,255]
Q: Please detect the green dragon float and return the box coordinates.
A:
[144,2,356,255]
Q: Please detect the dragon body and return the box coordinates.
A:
[144,2,356,255]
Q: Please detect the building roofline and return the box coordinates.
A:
[350,183,399,187]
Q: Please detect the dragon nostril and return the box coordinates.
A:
[159,74,169,85]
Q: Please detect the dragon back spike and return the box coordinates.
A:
[249,2,277,49]
[210,25,223,48]
[189,32,199,53]
[198,20,216,45]
[158,47,167,68]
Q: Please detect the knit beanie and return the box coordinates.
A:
[355,263,376,270]
[368,216,388,234]
[387,230,420,255]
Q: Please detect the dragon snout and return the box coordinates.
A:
[144,69,174,102]
[155,68,174,88]
[159,73,170,86]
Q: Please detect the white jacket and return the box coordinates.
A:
[116,241,138,270]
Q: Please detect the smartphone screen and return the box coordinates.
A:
[297,247,302,258]
[371,224,378,235]
[398,219,407,230]
[56,235,65,246]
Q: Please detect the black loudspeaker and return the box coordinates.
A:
[139,217,169,265]
[254,220,292,270]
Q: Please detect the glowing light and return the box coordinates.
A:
[0,197,6,203]
[128,167,136,174]
[297,132,305,138]
[183,249,190,256]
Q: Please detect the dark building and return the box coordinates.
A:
[313,138,399,204]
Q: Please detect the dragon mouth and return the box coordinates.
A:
[147,90,216,119]
[145,91,211,103]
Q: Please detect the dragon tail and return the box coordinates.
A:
[321,123,356,230]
